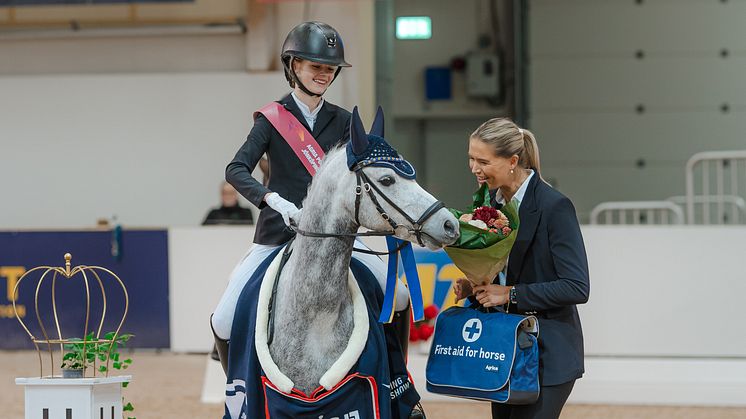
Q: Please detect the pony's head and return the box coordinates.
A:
[344,106,459,249]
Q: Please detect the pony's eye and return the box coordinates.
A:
[379,175,396,186]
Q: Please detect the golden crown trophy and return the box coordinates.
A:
[13,253,132,419]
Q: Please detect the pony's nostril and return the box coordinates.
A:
[444,219,457,237]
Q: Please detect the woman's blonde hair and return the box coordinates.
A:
[471,118,541,174]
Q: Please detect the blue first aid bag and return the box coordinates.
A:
[425,305,540,404]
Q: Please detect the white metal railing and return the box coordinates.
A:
[590,201,685,225]
[685,150,746,225]
[667,195,746,225]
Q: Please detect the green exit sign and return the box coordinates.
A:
[396,16,432,40]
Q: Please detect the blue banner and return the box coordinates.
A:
[0,230,169,349]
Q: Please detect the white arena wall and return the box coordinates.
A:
[170,225,746,406]
[0,71,358,230]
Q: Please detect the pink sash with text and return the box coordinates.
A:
[255,102,325,176]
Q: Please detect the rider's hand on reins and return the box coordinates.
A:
[265,192,301,227]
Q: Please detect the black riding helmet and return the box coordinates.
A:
[281,21,351,97]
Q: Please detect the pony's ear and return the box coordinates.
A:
[350,106,369,155]
[369,106,384,138]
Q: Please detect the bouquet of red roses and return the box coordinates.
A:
[459,206,513,236]
[444,183,519,286]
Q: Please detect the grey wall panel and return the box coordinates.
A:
[530,0,746,220]
[532,113,746,164]
[531,111,746,221]
[530,57,746,109]
[395,118,486,209]
[423,118,485,208]
[531,0,746,56]
[389,119,425,171]
[539,166,686,222]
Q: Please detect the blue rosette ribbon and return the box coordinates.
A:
[378,236,425,323]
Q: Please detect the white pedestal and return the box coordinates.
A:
[16,375,132,419]
[200,356,226,404]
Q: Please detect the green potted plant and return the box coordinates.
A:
[60,331,136,417]
[60,350,86,378]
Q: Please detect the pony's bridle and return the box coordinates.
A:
[352,166,445,247]
[293,164,445,254]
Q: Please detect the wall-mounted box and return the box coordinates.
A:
[466,52,500,98]
[425,67,452,101]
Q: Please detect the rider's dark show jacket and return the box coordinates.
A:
[226,94,351,245]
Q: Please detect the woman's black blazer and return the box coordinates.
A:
[500,173,590,386]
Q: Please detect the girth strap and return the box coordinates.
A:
[267,241,294,345]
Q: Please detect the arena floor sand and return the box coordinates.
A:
[2,351,745,419]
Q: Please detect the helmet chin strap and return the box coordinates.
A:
[295,76,323,98]
[288,57,342,98]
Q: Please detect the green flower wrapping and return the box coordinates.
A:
[444,183,520,285]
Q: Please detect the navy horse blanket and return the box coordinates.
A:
[224,246,420,419]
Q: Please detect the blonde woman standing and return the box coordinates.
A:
[454,118,590,419]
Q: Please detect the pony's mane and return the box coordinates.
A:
[319,144,347,173]
[303,144,349,202]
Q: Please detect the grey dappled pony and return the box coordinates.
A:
[260,107,459,394]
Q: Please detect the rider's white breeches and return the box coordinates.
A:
[211,239,410,340]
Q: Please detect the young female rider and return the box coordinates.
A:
[210,21,412,373]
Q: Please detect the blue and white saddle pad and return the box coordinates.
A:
[224,246,419,419]
[425,305,540,404]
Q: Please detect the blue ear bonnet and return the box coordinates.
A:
[346,135,417,179]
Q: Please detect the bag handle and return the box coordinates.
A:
[466,300,538,344]
[467,300,506,314]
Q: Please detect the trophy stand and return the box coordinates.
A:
[12,253,132,419]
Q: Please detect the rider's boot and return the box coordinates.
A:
[210,342,220,362]
[210,314,229,375]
